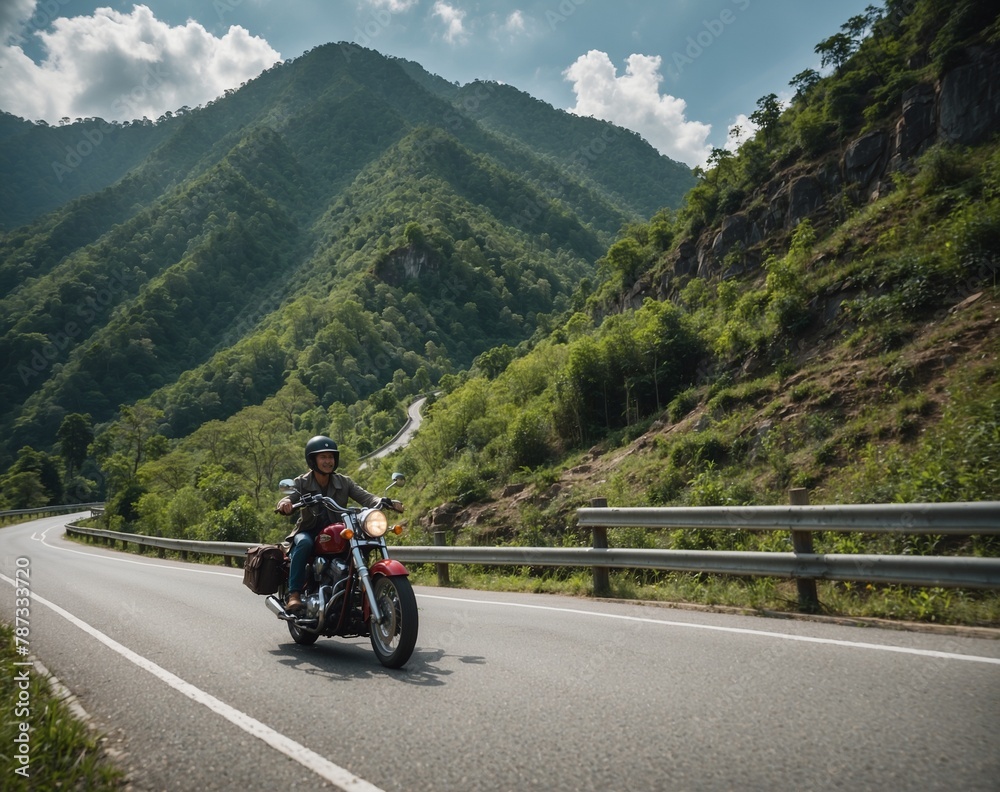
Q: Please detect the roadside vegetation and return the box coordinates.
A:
[0,622,125,790]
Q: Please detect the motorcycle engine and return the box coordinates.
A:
[312,556,347,585]
[304,591,323,618]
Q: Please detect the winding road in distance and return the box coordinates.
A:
[360,394,431,468]
[2,514,999,791]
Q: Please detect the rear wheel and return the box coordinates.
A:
[369,575,418,668]
[287,620,319,645]
[283,588,319,645]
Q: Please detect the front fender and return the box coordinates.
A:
[369,558,409,577]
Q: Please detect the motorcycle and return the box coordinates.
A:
[264,472,418,669]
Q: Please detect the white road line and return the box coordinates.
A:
[417,593,1000,666]
[27,523,1000,666]
[0,572,386,792]
[38,526,242,578]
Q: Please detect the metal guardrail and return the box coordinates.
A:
[572,497,1000,608]
[64,498,1000,611]
[388,546,1000,588]
[66,525,250,565]
[0,503,104,523]
[574,502,1000,535]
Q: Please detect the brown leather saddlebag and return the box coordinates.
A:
[242,544,286,595]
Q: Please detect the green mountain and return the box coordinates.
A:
[0,41,696,483]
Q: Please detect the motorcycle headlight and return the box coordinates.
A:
[362,509,388,538]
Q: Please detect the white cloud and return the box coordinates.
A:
[0,0,35,42]
[563,50,711,169]
[432,1,467,45]
[504,10,526,35]
[0,3,281,123]
[364,0,419,12]
[489,9,529,44]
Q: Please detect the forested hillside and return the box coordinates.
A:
[0,39,695,511]
[382,0,999,621]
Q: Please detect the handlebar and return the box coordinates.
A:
[276,493,402,514]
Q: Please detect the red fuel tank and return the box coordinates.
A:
[314,523,348,555]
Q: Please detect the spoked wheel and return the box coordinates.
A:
[369,575,418,668]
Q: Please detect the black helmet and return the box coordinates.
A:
[305,435,340,471]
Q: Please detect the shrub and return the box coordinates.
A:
[793,105,836,156]
[668,388,700,423]
[444,453,490,504]
[200,495,263,543]
[668,431,729,470]
[107,480,145,527]
[166,486,208,539]
[507,408,552,470]
[912,143,975,195]
[136,492,168,536]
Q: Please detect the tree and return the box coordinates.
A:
[475,344,515,379]
[57,413,93,477]
[118,403,167,478]
[92,403,166,520]
[648,209,674,251]
[707,147,734,184]
[507,407,551,469]
[789,69,821,99]
[604,237,645,285]
[562,335,609,438]
[1,472,48,509]
[842,9,888,83]
[748,94,782,147]
[224,406,299,508]
[404,222,426,248]
[3,447,63,504]
[815,32,855,72]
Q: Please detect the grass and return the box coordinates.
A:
[0,623,126,790]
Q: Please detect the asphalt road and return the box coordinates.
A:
[361,395,430,466]
[2,514,999,791]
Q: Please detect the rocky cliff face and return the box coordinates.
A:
[616,45,1000,313]
[373,243,437,286]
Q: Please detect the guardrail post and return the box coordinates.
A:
[789,488,820,613]
[434,531,450,586]
[591,498,611,597]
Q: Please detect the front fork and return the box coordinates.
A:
[351,541,384,625]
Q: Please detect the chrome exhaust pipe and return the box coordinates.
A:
[268,597,319,630]
[265,595,290,620]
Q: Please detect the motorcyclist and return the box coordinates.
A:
[276,436,402,613]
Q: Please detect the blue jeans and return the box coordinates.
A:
[287,532,314,594]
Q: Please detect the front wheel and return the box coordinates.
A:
[369,575,418,669]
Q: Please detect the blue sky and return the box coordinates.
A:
[0,1,875,167]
